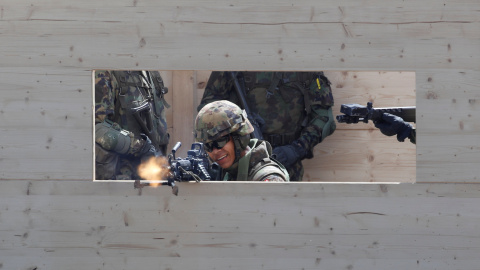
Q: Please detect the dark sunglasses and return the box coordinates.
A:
[204,135,231,152]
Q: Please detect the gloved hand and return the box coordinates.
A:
[374,113,413,142]
[272,141,306,168]
[135,134,157,159]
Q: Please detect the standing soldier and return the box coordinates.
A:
[197,72,336,181]
[94,70,169,180]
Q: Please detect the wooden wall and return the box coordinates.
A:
[1,1,479,269]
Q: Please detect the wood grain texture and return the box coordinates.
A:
[171,71,196,158]
[0,1,480,268]
[1,180,480,269]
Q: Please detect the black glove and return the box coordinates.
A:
[137,134,157,159]
[374,113,413,142]
[272,141,306,168]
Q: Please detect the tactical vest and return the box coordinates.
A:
[111,70,169,154]
[240,72,318,147]
[224,139,289,181]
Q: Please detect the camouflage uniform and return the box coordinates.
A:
[94,70,169,180]
[194,100,289,182]
[222,138,288,182]
[197,72,336,181]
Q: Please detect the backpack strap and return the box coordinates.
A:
[148,71,170,108]
[264,72,282,99]
[111,70,147,110]
[236,138,258,180]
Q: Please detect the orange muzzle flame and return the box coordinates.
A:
[137,156,170,187]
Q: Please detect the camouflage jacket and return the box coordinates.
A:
[223,139,289,182]
[198,71,336,158]
[94,70,169,180]
[95,70,169,150]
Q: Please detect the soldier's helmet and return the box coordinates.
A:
[194,100,254,144]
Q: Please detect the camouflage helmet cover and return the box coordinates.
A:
[194,100,254,143]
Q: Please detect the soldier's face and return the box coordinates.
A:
[207,136,235,169]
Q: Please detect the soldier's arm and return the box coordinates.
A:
[197,71,235,112]
[259,173,287,182]
[94,70,116,123]
[297,72,336,158]
[94,70,153,156]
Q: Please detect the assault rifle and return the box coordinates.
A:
[134,142,221,195]
[230,72,264,140]
[336,102,416,124]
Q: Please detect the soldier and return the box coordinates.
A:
[194,100,289,182]
[94,70,169,180]
[374,113,416,144]
[197,71,336,181]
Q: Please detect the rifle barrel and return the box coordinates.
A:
[374,106,416,123]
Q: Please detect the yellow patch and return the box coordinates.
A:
[316,78,321,90]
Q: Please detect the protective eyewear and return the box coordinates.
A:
[204,135,231,152]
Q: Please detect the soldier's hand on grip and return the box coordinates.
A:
[374,113,413,142]
[136,134,156,158]
[272,141,306,169]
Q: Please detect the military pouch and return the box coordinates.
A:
[319,107,336,140]
[95,120,132,155]
[95,143,118,180]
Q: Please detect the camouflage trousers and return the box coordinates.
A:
[286,160,304,182]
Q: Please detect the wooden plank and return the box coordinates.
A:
[1,180,480,269]
[171,71,195,158]
[417,70,480,182]
[1,20,478,70]
[3,1,480,24]
[193,70,212,109]
[0,67,92,180]
[0,1,480,268]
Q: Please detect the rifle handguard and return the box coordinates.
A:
[337,102,416,124]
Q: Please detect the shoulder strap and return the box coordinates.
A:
[237,138,258,180]
[294,72,318,115]
[265,72,282,99]
[148,71,170,108]
[111,71,147,110]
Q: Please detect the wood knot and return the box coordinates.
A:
[197,82,206,88]
[426,91,438,99]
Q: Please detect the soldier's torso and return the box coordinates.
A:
[242,72,309,135]
[111,70,169,149]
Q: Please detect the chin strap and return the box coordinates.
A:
[231,135,243,165]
